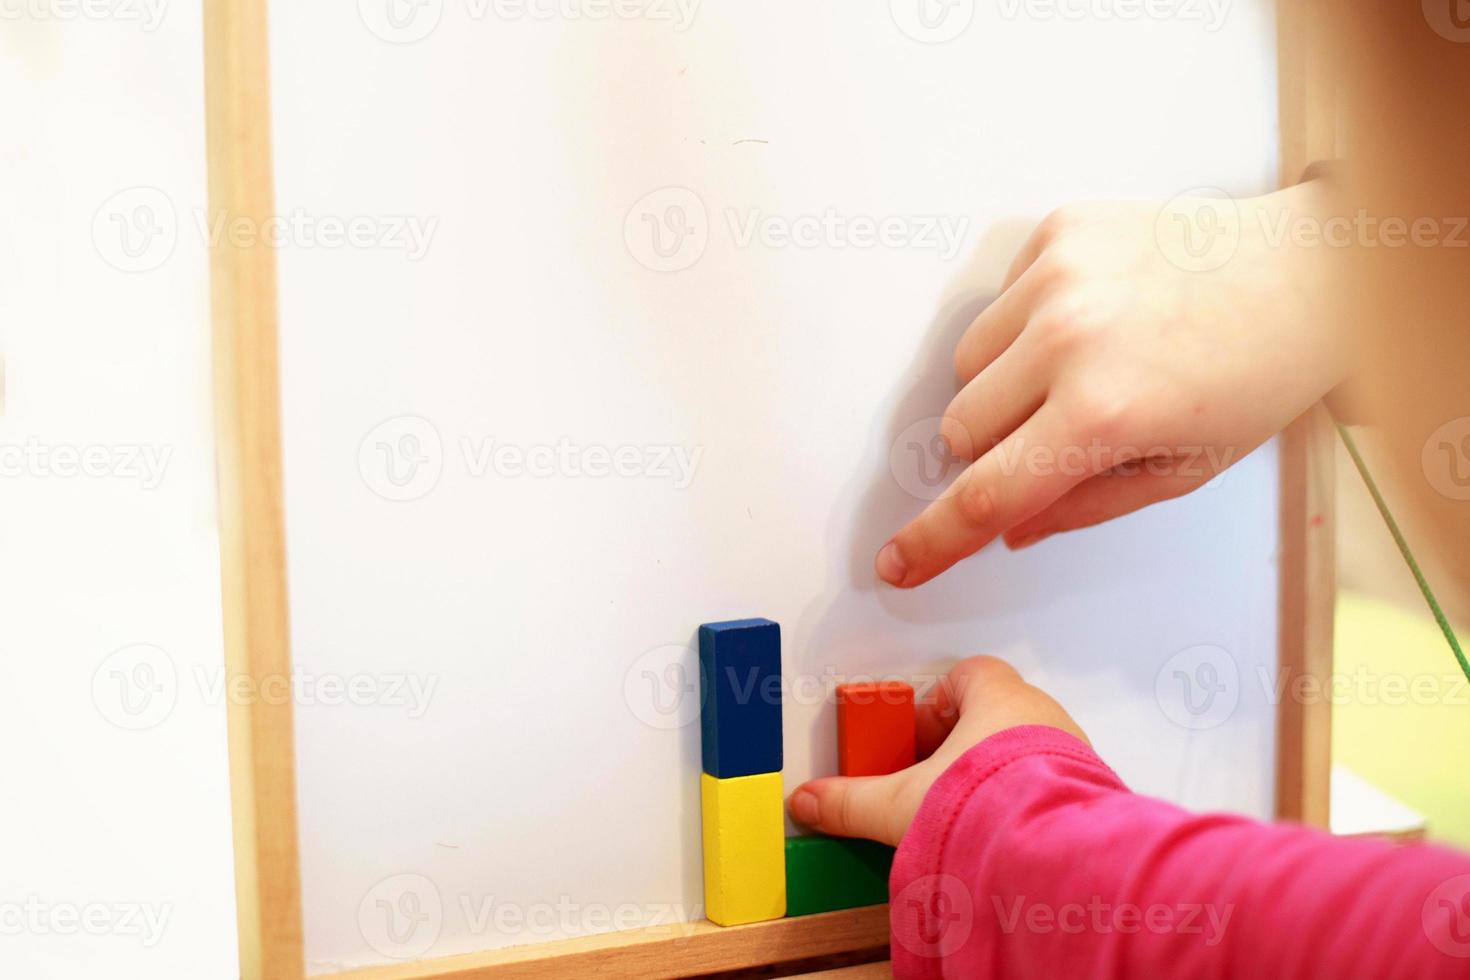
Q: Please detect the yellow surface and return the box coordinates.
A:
[1334,592,1470,847]
[700,772,786,926]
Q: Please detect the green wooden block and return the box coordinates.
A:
[784,835,894,917]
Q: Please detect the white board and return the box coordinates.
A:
[268,2,1282,970]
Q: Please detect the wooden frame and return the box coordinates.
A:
[1273,0,1337,829]
[203,0,1337,975]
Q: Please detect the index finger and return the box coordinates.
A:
[876,407,1090,588]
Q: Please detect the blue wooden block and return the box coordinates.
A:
[699,618,783,778]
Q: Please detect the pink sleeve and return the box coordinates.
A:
[888,725,1470,980]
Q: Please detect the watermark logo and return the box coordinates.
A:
[624,643,702,730]
[1423,0,1470,43]
[92,644,178,731]
[359,0,444,42]
[359,416,445,502]
[359,874,443,960]
[1424,875,1470,957]
[1154,644,1238,730]
[889,0,975,43]
[625,187,709,273]
[1155,187,1240,273]
[1423,417,1470,501]
[894,873,975,958]
[92,186,178,274]
[889,416,971,501]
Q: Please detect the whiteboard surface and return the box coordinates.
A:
[269,2,1282,970]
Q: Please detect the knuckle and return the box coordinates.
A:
[952,341,975,381]
[1036,205,1079,244]
[948,655,1023,705]
[1068,381,1135,444]
[939,409,978,460]
[953,473,999,531]
[1032,299,1102,355]
[835,783,859,835]
[964,654,1021,684]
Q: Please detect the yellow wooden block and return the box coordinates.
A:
[700,771,786,926]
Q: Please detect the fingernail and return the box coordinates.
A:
[789,789,820,825]
[876,541,906,585]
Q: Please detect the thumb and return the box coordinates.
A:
[788,774,903,846]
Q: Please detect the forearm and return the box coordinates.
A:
[889,725,1470,979]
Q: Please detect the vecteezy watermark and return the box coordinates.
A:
[92,187,178,274]
[190,665,439,719]
[1154,187,1242,273]
[0,898,173,946]
[0,0,167,31]
[893,874,976,958]
[623,187,971,273]
[992,895,1234,945]
[623,187,710,273]
[889,0,976,44]
[360,874,443,960]
[1255,210,1470,251]
[996,0,1230,31]
[460,437,701,488]
[0,438,172,489]
[91,645,439,730]
[1423,0,1470,43]
[1153,654,1470,729]
[1423,875,1470,957]
[888,417,1238,502]
[1423,417,1470,501]
[357,0,700,44]
[890,417,970,502]
[358,415,704,503]
[1157,188,1470,272]
[357,873,700,960]
[91,186,438,273]
[622,647,936,730]
[1255,664,1470,709]
[624,644,702,730]
[359,416,445,503]
[724,209,969,261]
[1154,644,1240,731]
[92,644,179,731]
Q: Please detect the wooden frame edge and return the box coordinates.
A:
[205,3,1338,974]
[319,905,890,980]
[1273,0,1337,827]
[204,0,306,976]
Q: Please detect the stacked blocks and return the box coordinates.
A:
[836,680,916,776]
[698,619,785,926]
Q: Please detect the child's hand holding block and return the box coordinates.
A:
[836,680,916,777]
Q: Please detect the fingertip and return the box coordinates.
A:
[788,787,820,827]
[875,541,908,587]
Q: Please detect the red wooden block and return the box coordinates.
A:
[836,681,916,776]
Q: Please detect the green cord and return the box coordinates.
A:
[1336,423,1470,685]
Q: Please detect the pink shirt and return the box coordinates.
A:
[889,725,1470,979]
